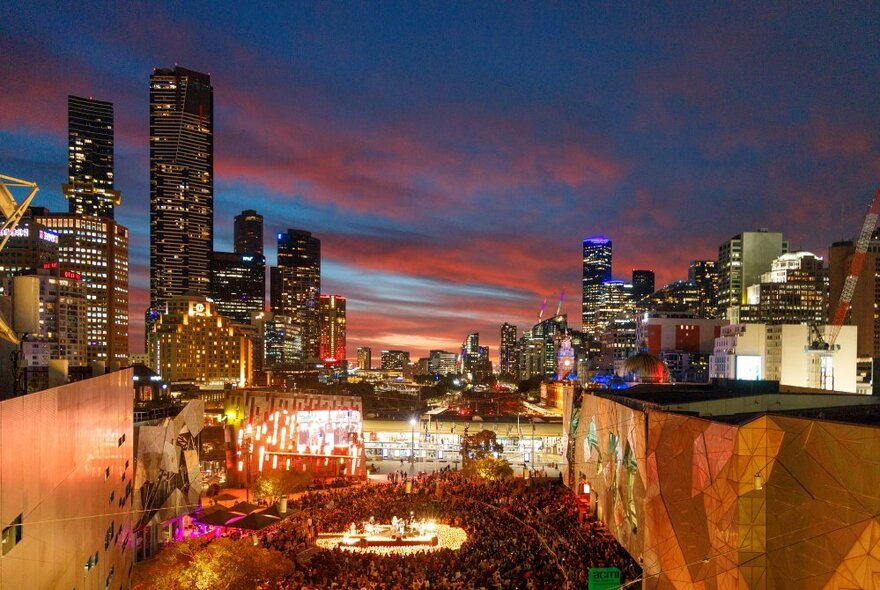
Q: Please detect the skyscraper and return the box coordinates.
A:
[149,66,213,317]
[357,347,372,370]
[738,252,828,325]
[318,294,346,365]
[582,237,612,333]
[211,209,265,324]
[210,251,266,323]
[234,209,263,255]
[500,323,517,376]
[63,96,121,218]
[689,260,720,318]
[631,269,655,301]
[717,229,788,318]
[271,229,321,359]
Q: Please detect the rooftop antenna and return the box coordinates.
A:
[555,288,566,318]
[538,298,547,321]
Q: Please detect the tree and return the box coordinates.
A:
[460,429,504,466]
[466,457,514,480]
[253,470,313,504]
[133,537,294,590]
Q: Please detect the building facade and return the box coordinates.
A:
[357,347,372,370]
[582,236,612,333]
[717,229,788,318]
[63,95,121,218]
[381,349,410,371]
[1,269,88,368]
[271,229,320,360]
[33,208,129,367]
[0,370,133,589]
[738,251,828,325]
[500,322,517,376]
[0,220,59,278]
[209,251,265,324]
[234,209,263,255]
[149,66,214,318]
[318,294,346,365]
[151,295,252,386]
[631,269,655,301]
[565,384,880,589]
[689,259,720,318]
[709,323,857,392]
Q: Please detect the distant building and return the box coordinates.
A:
[234,209,263,255]
[428,350,458,375]
[689,259,720,318]
[638,281,702,314]
[381,350,410,371]
[63,95,121,218]
[637,312,728,382]
[357,347,372,370]
[249,311,302,377]
[151,295,252,386]
[718,229,788,318]
[738,251,828,325]
[582,236,612,333]
[500,323,517,376]
[210,251,265,324]
[631,269,655,301]
[318,294,346,365]
[596,280,634,334]
[271,229,320,360]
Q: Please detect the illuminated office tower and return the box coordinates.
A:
[149,66,213,318]
[0,219,59,278]
[738,252,828,325]
[631,269,655,301]
[689,260,720,318]
[63,95,121,218]
[381,350,410,370]
[717,229,787,318]
[500,322,517,375]
[318,294,346,365]
[210,251,265,324]
[234,209,263,255]
[270,229,321,359]
[582,236,612,333]
[32,207,129,367]
[357,347,372,370]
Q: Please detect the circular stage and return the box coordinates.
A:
[316,524,467,555]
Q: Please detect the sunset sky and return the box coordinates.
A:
[1,3,879,361]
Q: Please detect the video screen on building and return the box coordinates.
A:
[294,409,362,449]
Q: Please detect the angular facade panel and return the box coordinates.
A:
[0,370,133,589]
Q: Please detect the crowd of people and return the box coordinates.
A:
[253,471,640,590]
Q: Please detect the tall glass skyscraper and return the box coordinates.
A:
[582,236,612,334]
[64,95,121,218]
[271,229,321,359]
[234,209,264,255]
[148,66,213,318]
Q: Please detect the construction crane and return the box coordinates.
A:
[0,174,40,345]
[806,188,880,390]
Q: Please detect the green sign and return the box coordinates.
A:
[588,567,621,590]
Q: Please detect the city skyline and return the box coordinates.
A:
[2,4,879,360]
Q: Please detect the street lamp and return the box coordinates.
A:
[409,417,417,465]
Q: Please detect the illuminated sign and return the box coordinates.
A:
[735,356,762,381]
[43,262,59,269]
[62,270,81,280]
[39,230,59,244]
[242,256,253,262]
[0,228,28,238]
